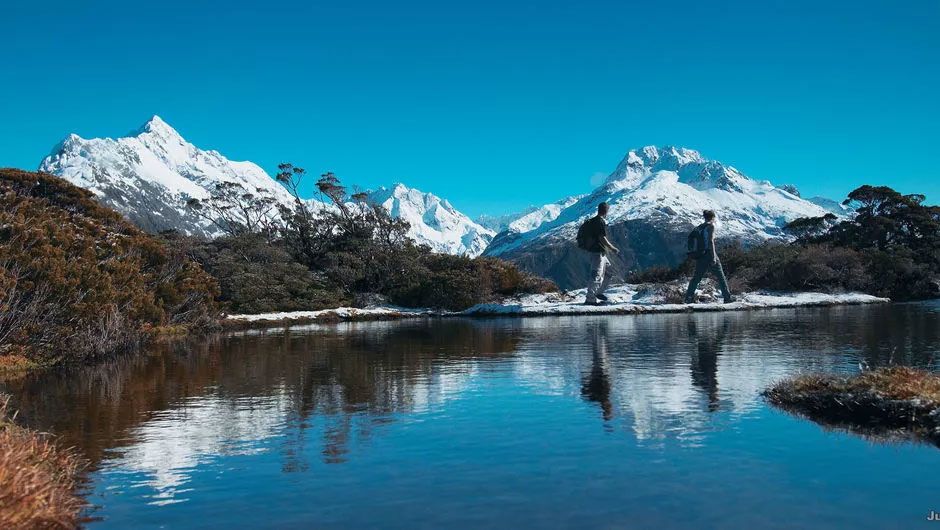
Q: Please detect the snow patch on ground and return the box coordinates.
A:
[464,285,888,316]
[226,283,889,324]
[226,306,436,323]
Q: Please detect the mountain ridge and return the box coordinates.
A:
[482,145,840,288]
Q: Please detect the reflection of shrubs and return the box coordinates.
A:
[0,169,219,363]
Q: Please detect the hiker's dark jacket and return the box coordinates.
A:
[583,215,608,253]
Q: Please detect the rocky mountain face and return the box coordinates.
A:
[482,146,837,290]
[365,184,495,256]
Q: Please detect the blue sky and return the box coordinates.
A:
[1,0,937,217]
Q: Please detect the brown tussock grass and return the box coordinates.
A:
[0,396,85,529]
[771,367,940,404]
[764,367,940,446]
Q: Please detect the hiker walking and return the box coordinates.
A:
[684,210,735,304]
[577,202,620,305]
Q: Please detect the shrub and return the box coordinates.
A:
[0,169,220,363]
[388,254,557,311]
[168,233,346,314]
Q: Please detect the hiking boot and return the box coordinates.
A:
[724,297,737,304]
[596,293,608,302]
[584,300,602,306]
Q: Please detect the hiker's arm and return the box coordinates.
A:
[709,226,718,263]
[601,236,619,254]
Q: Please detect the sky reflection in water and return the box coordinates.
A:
[4,302,939,528]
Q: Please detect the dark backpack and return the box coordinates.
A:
[576,217,595,251]
[687,223,708,258]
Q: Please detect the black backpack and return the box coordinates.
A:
[576,217,595,251]
[687,223,708,258]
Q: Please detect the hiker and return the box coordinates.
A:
[577,202,620,305]
[684,210,735,304]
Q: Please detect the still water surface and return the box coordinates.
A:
[4,302,939,528]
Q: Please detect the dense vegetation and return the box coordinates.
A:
[0,169,219,365]
[631,185,940,300]
[184,165,556,313]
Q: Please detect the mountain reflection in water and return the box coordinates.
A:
[1,302,937,526]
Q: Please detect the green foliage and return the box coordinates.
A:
[0,169,219,362]
[168,232,346,314]
[197,165,557,312]
[630,184,938,301]
[389,254,557,311]
[628,264,690,284]
[186,181,280,238]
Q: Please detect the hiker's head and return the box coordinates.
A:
[703,210,716,222]
[598,202,609,218]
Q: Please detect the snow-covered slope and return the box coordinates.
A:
[484,146,839,288]
[39,117,494,255]
[39,116,298,236]
[808,196,852,215]
[366,183,495,256]
[477,195,584,234]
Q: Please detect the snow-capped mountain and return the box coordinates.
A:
[807,196,852,215]
[38,117,492,255]
[483,146,838,289]
[477,195,584,234]
[39,115,297,237]
[366,184,495,256]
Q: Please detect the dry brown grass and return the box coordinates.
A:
[774,367,940,404]
[764,367,940,446]
[0,396,85,529]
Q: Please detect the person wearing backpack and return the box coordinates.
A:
[577,202,620,305]
[684,210,734,304]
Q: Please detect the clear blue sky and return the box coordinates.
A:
[1,0,937,217]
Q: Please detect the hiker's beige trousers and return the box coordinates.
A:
[585,252,611,303]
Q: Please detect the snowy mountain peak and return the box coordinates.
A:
[39,117,297,237]
[128,115,181,140]
[484,146,839,264]
[608,145,746,193]
[477,195,585,234]
[366,183,494,256]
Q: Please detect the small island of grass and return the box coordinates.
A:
[763,367,940,447]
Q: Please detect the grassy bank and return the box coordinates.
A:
[763,367,940,446]
[0,168,220,368]
[0,396,85,529]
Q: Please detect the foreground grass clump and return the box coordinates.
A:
[0,396,85,529]
[764,367,940,445]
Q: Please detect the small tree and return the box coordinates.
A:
[186,181,279,238]
[784,213,838,240]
